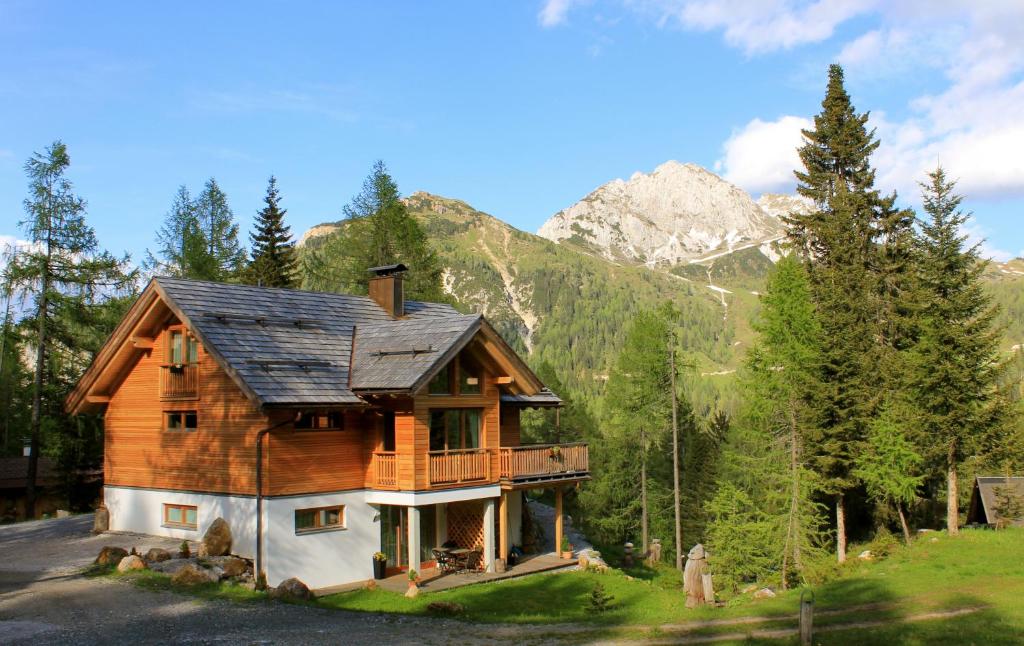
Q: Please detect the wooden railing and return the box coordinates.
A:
[428,449,490,485]
[372,451,398,489]
[499,443,589,481]
[160,364,199,400]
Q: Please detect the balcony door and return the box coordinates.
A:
[379,505,437,572]
[429,409,481,452]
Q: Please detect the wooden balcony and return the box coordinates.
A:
[499,443,589,485]
[429,448,490,486]
[372,451,398,489]
[160,364,199,400]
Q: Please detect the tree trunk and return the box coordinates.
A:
[26,258,50,520]
[836,495,847,564]
[640,450,648,554]
[783,406,802,588]
[947,446,959,536]
[896,502,912,544]
[670,340,683,571]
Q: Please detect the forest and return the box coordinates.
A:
[1,64,1022,594]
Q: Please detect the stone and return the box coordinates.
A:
[578,548,609,573]
[116,555,147,573]
[222,557,248,578]
[171,563,219,586]
[270,577,311,602]
[93,507,110,534]
[149,558,192,575]
[740,584,758,594]
[95,546,128,567]
[144,548,171,563]
[363,579,377,591]
[858,550,874,561]
[753,588,776,599]
[201,517,232,557]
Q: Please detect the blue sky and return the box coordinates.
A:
[2,1,1022,263]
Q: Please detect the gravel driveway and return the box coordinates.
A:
[0,515,571,645]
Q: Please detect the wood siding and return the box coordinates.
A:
[500,407,521,446]
[265,411,375,496]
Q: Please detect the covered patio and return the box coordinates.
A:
[377,551,576,593]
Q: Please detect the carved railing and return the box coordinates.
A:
[428,449,490,485]
[160,364,199,400]
[499,443,588,481]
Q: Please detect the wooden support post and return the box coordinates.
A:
[407,506,421,575]
[499,492,509,562]
[483,498,496,572]
[555,487,564,556]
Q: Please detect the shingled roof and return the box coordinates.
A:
[968,476,1024,527]
[155,277,472,407]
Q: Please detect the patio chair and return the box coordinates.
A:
[433,548,458,574]
[462,549,482,573]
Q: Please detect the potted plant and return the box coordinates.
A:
[560,535,574,559]
[372,552,387,580]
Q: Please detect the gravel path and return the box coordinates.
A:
[0,515,573,645]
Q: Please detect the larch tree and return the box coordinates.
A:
[145,185,214,279]
[302,161,444,301]
[246,176,297,288]
[911,166,1005,536]
[9,141,136,517]
[193,178,246,281]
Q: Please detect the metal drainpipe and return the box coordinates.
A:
[255,414,300,588]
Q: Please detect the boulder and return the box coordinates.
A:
[578,548,609,573]
[95,546,128,566]
[171,563,219,586]
[93,506,110,534]
[740,584,759,595]
[753,588,776,599]
[116,555,147,573]
[270,577,311,602]
[201,518,232,557]
[149,558,192,575]
[222,557,249,578]
[144,548,172,563]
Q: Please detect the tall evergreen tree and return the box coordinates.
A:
[246,176,297,288]
[9,141,136,517]
[911,167,1005,536]
[193,178,245,281]
[302,161,444,301]
[145,186,213,278]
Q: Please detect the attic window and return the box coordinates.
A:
[169,329,198,365]
[428,364,452,395]
[460,358,481,395]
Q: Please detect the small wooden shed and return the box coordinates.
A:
[966,476,1024,527]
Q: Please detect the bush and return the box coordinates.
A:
[426,601,465,616]
[588,582,615,612]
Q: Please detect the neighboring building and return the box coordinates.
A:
[967,476,1024,528]
[0,456,62,522]
[67,265,589,589]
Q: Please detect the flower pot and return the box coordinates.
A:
[373,559,387,579]
[561,550,574,560]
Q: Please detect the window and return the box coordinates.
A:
[169,329,198,365]
[429,409,481,451]
[428,364,452,395]
[295,411,344,430]
[163,503,197,529]
[295,505,345,533]
[459,360,481,395]
[166,411,198,431]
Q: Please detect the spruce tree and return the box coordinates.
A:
[193,178,245,281]
[302,161,444,301]
[912,166,1004,536]
[9,141,136,517]
[246,176,297,287]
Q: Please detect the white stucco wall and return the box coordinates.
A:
[104,485,257,558]
[263,490,380,589]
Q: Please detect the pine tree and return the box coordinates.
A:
[246,176,297,288]
[145,186,213,279]
[302,161,444,301]
[193,178,245,281]
[912,166,1005,536]
[786,64,889,562]
[9,141,136,517]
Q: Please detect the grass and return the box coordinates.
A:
[100,528,1024,643]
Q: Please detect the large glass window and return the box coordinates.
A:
[429,409,482,451]
[428,364,452,395]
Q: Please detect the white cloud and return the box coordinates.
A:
[717,116,811,194]
[539,0,578,27]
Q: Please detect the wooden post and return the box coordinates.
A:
[499,492,509,562]
[554,487,564,556]
[799,590,814,645]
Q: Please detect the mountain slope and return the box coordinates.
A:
[537,161,784,266]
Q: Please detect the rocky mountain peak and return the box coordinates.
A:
[537,161,784,266]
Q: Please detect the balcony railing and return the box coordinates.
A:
[160,364,199,400]
[372,451,398,489]
[499,443,589,482]
[429,448,490,486]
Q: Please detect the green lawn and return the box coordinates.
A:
[107,528,1024,644]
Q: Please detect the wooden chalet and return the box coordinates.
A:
[67,265,589,589]
[967,476,1024,528]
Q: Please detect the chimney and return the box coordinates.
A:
[368,264,407,318]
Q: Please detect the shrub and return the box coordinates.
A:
[179,540,191,559]
[588,582,615,612]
